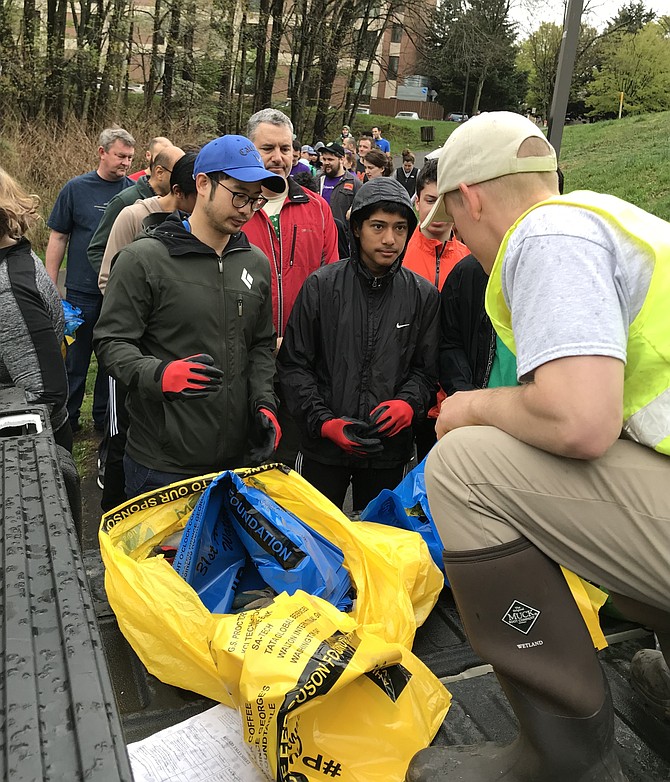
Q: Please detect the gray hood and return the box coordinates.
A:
[349,177,418,234]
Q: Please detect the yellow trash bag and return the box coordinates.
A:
[99,465,450,781]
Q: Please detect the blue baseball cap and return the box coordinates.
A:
[193,135,285,192]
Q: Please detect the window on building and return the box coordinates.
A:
[387,55,399,81]
[391,23,403,43]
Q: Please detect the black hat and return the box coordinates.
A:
[322,142,345,158]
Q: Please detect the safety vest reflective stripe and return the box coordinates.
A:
[623,389,670,450]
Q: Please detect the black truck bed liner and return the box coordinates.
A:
[0,392,132,782]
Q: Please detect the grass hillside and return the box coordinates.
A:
[354,111,670,221]
[559,112,670,221]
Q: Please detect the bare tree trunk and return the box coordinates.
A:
[471,67,486,115]
[21,0,39,117]
[313,0,356,139]
[45,0,68,122]
[123,7,135,105]
[215,1,236,133]
[161,0,181,119]
[261,0,284,108]
[236,10,248,130]
[145,0,162,108]
[93,0,128,120]
[252,0,270,112]
[181,0,196,82]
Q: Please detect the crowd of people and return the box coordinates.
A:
[1,108,668,781]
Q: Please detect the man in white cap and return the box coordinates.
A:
[94,135,286,498]
[406,111,670,781]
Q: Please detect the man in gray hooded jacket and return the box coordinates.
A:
[277,178,439,511]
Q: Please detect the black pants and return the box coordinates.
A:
[299,456,404,512]
[274,382,301,469]
[413,417,437,464]
[100,377,129,512]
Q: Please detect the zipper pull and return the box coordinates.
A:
[218,257,223,273]
[237,298,243,316]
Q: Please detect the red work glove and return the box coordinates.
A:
[158,354,224,401]
[321,417,383,458]
[248,407,282,464]
[369,399,414,437]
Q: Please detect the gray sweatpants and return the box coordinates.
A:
[425,426,670,613]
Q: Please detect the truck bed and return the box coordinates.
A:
[70,442,670,779]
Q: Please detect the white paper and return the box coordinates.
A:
[127,705,270,782]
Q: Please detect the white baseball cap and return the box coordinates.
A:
[422,112,557,228]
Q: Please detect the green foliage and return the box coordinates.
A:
[517,22,562,118]
[420,0,525,115]
[586,23,670,117]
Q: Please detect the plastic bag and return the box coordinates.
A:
[100,465,449,781]
[173,470,353,615]
[62,299,84,338]
[362,457,446,579]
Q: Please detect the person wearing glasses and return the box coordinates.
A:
[94,135,286,498]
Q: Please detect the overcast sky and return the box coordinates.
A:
[511,0,668,35]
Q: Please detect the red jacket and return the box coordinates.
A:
[242,177,339,335]
[403,229,469,291]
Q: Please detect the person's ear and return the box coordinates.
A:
[352,222,360,239]
[460,183,482,222]
[195,173,212,197]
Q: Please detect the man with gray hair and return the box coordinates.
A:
[242,108,339,466]
[46,127,135,433]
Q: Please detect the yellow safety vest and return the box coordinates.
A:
[485,190,670,456]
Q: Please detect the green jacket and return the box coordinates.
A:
[93,213,277,475]
[87,175,155,275]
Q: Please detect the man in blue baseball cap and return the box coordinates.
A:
[94,135,285,497]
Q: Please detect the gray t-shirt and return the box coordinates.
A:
[502,205,653,381]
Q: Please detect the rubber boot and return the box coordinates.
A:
[630,642,670,722]
[406,538,627,782]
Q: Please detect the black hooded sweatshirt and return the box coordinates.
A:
[277,179,439,467]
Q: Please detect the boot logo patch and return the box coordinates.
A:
[502,600,540,635]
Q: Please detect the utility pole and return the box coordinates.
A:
[547,0,583,158]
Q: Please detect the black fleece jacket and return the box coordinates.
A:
[439,254,495,394]
[94,214,277,474]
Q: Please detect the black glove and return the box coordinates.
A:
[321,417,384,458]
[156,354,223,401]
[248,407,282,465]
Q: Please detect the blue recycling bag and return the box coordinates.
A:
[62,300,84,336]
[361,458,447,582]
[173,467,353,614]
[172,472,249,614]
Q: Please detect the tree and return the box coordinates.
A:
[517,21,604,120]
[420,0,523,115]
[586,21,670,117]
[517,22,562,119]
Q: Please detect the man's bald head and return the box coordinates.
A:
[151,146,185,195]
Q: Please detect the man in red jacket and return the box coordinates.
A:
[242,108,339,466]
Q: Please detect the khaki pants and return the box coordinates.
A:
[425,426,670,612]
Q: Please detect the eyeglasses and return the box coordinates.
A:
[212,179,268,212]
